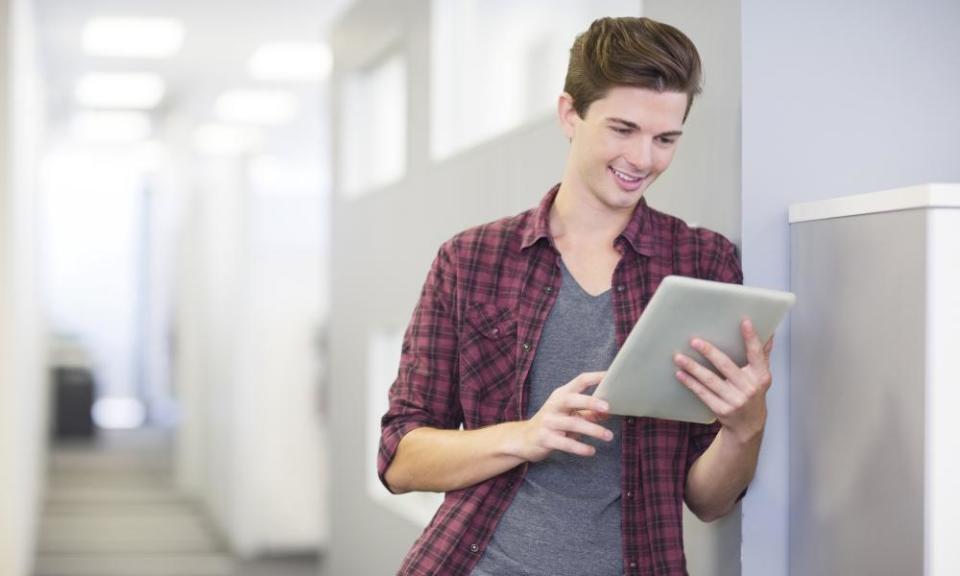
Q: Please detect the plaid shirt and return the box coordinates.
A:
[379,185,743,576]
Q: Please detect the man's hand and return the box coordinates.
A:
[517,371,613,462]
[673,318,774,444]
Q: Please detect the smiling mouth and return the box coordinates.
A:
[610,166,647,184]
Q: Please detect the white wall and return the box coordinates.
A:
[173,150,328,556]
[740,1,960,575]
[140,170,180,426]
[233,190,328,552]
[0,0,46,573]
[197,158,248,543]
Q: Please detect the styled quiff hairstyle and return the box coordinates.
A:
[564,17,702,121]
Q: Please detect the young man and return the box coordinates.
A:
[379,16,773,576]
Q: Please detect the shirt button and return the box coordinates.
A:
[469,543,480,554]
[522,342,531,352]
[629,561,637,569]
[625,490,633,498]
[626,417,635,424]
[544,285,553,293]
[491,328,500,336]
[616,285,626,292]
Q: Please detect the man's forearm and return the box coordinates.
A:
[684,427,763,522]
[385,373,613,494]
[384,424,528,494]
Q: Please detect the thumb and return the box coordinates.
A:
[566,371,607,393]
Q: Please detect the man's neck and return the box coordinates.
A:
[549,183,636,250]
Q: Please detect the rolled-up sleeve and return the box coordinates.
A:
[378,241,463,491]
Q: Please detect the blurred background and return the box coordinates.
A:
[1,0,959,575]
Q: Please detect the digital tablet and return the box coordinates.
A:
[592,275,796,424]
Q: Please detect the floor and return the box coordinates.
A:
[33,429,320,576]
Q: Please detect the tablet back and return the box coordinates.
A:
[593,275,795,423]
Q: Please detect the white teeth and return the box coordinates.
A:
[612,167,644,182]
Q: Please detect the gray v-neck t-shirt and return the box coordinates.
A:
[471,261,623,576]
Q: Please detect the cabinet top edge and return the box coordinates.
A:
[789,183,960,223]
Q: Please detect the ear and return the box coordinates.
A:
[557,92,579,140]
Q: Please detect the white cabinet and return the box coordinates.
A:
[788,183,960,576]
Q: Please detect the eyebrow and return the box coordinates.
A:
[607,117,683,138]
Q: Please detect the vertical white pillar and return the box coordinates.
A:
[925,207,960,576]
[0,1,15,571]
[0,0,44,574]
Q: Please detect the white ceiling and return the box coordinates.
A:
[34,0,354,143]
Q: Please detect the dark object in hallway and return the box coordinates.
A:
[52,367,96,438]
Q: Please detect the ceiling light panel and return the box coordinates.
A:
[71,111,152,143]
[249,42,334,82]
[75,72,166,109]
[214,90,299,125]
[82,17,185,59]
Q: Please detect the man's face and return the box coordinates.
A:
[559,86,688,212]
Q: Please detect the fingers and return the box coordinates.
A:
[544,434,598,457]
[563,371,606,393]
[674,349,747,403]
[674,369,731,416]
[763,335,775,357]
[547,413,613,441]
[551,371,609,414]
[686,339,745,389]
[542,389,612,442]
[526,410,613,460]
[558,391,609,414]
[741,318,766,367]
[577,409,611,424]
[525,373,614,460]
[674,323,775,429]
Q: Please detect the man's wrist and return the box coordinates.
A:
[719,422,765,449]
[498,420,531,461]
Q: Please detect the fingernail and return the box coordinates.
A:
[744,319,753,330]
[606,430,614,441]
[598,401,610,412]
[691,339,703,350]
[673,353,684,365]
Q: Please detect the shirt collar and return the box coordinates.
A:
[520,184,656,257]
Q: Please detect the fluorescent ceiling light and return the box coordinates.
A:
[249,42,334,82]
[82,17,185,59]
[214,90,299,125]
[193,124,262,156]
[71,111,151,143]
[75,72,166,109]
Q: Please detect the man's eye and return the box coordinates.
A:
[611,126,632,135]
[656,136,677,145]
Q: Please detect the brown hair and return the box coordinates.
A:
[564,17,702,120]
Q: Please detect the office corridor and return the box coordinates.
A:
[33,430,319,576]
[34,429,232,576]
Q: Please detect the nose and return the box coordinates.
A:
[624,137,653,172]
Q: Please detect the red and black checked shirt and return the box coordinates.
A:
[379,185,744,576]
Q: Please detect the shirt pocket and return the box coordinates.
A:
[459,302,519,424]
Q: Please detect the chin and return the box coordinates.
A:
[614,183,649,202]
[600,192,644,212]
